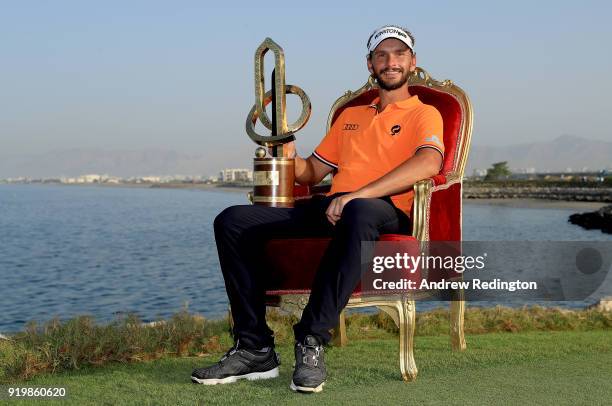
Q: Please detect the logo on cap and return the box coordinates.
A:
[367,25,414,53]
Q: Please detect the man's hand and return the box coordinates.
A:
[265,141,333,186]
[323,149,442,225]
[325,192,362,225]
[268,141,296,158]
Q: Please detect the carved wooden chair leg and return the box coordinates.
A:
[377,301,418,382]
[450,288,466,351]
[332,309,348,347]
[398,299,418,381]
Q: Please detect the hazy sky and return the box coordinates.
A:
[1,1,611,166]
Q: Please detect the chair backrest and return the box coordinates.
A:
[326,68,473,177]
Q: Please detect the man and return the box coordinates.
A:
[191,25,444,393]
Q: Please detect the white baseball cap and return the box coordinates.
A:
[367,25,414,53]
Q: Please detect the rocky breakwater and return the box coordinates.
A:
[464,186,612,202]
[569,204,612,234]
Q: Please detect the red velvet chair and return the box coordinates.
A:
[262,68,473,381]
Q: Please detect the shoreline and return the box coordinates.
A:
[144,184,612,210]
[3,183,609,210]
[150,183,251,194]
[464,198,608,210]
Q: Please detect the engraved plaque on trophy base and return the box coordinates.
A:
[252,157,295,207]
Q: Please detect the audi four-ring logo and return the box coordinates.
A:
[343,123,359,131]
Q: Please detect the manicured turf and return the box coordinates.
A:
[5,330,611,405]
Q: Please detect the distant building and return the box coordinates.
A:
[76,174,102,183]
[513,167,536,174]
[60,177,77,184]
[219,168,252,183]
[472,168,487,178]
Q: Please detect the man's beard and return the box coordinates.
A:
[373,68,410,91]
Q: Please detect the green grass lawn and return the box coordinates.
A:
[5,330,611,405]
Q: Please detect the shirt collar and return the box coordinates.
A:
[368,95,420,113]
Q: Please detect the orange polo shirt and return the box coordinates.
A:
[313,95,444,216]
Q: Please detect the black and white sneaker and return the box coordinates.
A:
[191,341,280,385]
[290,335,326,393]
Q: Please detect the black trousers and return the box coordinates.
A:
[213,193,411,348]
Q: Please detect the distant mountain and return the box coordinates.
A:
[0,147,252,179]
[467,135,612,174]
[1,135,610,179]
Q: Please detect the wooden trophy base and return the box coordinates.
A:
[253,157,295,207]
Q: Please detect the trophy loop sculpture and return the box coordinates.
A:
[245,38,311,207]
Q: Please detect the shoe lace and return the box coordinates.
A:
[300,342,322,367]
[219,339,241,364]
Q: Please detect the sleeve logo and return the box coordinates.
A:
[424,135,442,146]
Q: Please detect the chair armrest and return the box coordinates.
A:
[412,173,462,241]
[294,184,331,204]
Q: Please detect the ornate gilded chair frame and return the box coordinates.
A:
[261,67,473,382]
[319,68,473,381]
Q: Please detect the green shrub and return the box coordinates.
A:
[1,306,609,383]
